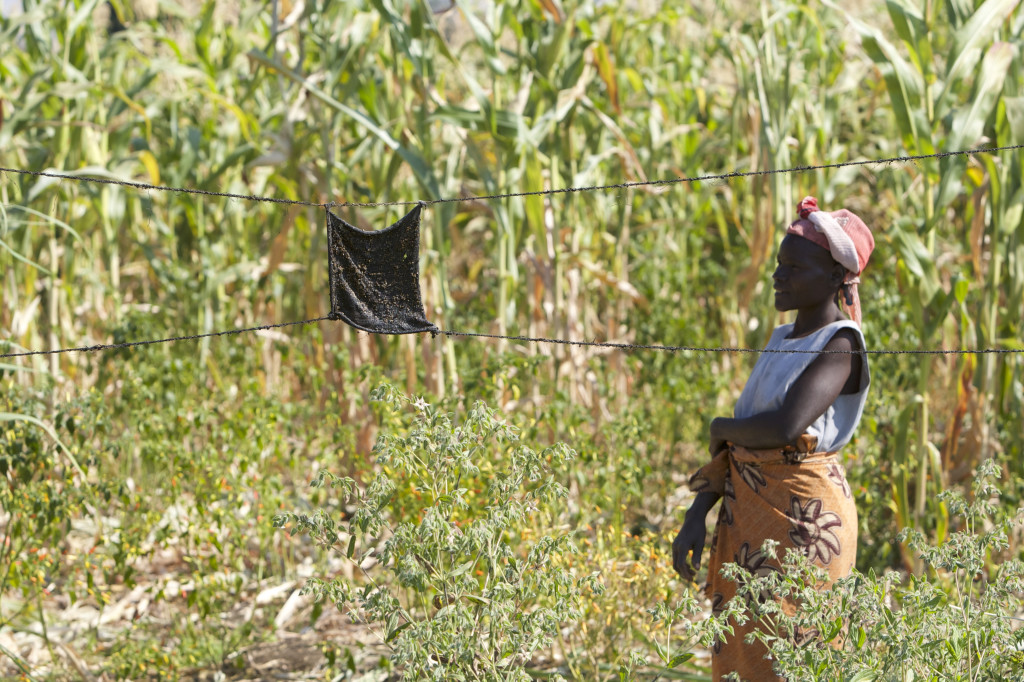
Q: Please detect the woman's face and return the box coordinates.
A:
[772,234,844,312]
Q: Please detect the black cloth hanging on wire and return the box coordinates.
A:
[326,204,437,335]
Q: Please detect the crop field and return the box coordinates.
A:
[1,0,1023,679]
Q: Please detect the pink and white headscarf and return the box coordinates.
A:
[786,197,875,326]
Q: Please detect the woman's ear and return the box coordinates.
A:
[831,263,846,289]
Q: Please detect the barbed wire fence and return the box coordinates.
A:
[2,142,1023,359]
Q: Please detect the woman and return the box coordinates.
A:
[672,197,874,681]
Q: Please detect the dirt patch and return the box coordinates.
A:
[183,620,391,682]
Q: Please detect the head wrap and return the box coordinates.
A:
[786,196,874,325]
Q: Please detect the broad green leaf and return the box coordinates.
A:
[455,0,495,52]
[384,620,412,643]
[0,3,49,35]
[1000,187,1024,235]
[938,42,1014,206]
[203,91,255,144]
[1001,96,1024,144]
[893,229,940,298]
[946,0,1020,86]
[924,288,957,339]
[67,0,103,39]
[848,16,927,148]
[824,616,844,642]
[668,653,694,667]
[430,105,521,138]
[523,154,546,244]
[953,278,969,305]
[885,0,932,75]
[536,9,574,79]
[946,42,1014,152]
[449,559,475,577]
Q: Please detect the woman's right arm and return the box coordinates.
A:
[673,490,720,580]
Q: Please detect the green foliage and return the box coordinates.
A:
[276,385,602,680]
[0,339,360,676]
[0,386,91,611]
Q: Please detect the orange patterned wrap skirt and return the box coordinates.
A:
[689,437,857,681]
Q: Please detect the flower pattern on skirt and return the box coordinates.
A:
[787,496,843,565]
[721,478,735,526]
[736,460,767,493]
[826,460,852,499]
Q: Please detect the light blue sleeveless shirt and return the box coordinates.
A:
[733,320,870,452]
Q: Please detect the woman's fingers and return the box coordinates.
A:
[688,547,701,574]
[676,554,692,580]
[672,531,701,581]
[672,533,687,576]
[680,546,700,581]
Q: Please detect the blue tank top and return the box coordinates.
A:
[733,320,870,452]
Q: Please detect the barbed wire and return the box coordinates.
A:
[2,143,1022,208]
[3,321,1021,358]
[358,143,1024,208]
[0,166,320,207]
[0,317,332,359]
[436,330,1022,355]
[3,144,1023,358]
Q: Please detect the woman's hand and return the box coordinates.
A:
[673,491,719,581]
[672,513,707,581]
[708,437,727,456]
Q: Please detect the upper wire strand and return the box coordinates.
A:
[3,143,1024,357]
[2,143,1021,207]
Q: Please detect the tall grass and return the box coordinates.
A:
[2,0,1021,531]
[839,0,1024,563]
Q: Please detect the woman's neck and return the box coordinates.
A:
[788,302,846,338]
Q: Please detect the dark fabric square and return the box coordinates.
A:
[326,204,436,335]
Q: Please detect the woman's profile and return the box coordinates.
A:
[673,197,875,681]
